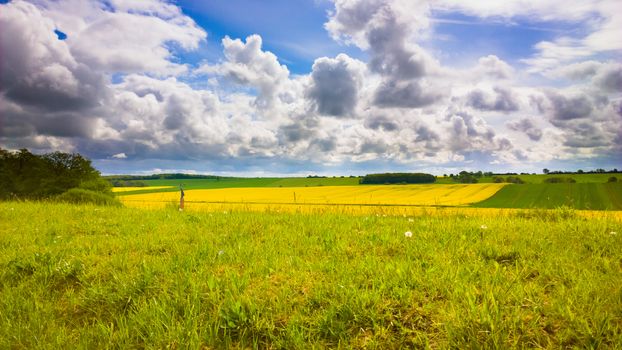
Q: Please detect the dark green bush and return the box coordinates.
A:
[608,177,618,183]
[505,176,525,184]
[544,177,575,183]
[79,178,114,196]
[56,189,121,206]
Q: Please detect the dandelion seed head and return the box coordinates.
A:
[404,231,413,238]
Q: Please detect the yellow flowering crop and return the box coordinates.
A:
[120,184,504,208]
[112,186,174,193]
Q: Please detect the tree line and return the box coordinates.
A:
[0,148,118,205]
[360,173,436,184]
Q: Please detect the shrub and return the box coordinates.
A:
[56,189,121,206]
[492,177,504,183]
[79,178,114,196]
[608,177,618,183]
[505,176,525,184]
[544,177,575,183]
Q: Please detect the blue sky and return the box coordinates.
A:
[1,0,620,175]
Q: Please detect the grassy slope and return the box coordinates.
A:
[474,183,622,210]
[1,202,621,348]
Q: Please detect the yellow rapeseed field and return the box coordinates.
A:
[120,184,503,208]
[117,184,622,220]
[112,186,174,192]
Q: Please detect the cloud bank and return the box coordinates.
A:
[1,0,620,174]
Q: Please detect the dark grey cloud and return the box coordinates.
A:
[507,118,543,141]
[278,121,316,143]
[306,55,361,117]
[595,65,622,93]
[0,2,108,114]
[359,140,388,154]
[364,115,399,131]
[366,12,427,80]
[414,124,440,143]
[164,94,191,130]
[545,92,595,122]
[374,80,441,108]
[562,122,609,148]
[309,137,337,152]
[466,87,519,112]
[325,1,443,110]
[542,89,620,151]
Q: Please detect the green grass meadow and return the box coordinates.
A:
[1,202,621,348]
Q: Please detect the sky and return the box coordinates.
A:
[0,0,620,176]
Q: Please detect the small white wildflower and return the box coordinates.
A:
[404,231,413,238]
[611,231,617,235]
[223,211,228,214]
[178,208,183,212]
[218,250,225,256]
[480,225,488,230]
[408,218,414,222]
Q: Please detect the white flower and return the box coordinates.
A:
[218,250,225,256]
[480,225,488,230]
[404,231,413,238]
[408,218,414,222]
[611,231,617,235]
[178,208,183,211]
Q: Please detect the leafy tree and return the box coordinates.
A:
[543,168,550,174]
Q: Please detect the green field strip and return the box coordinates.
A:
[474,183,622,210]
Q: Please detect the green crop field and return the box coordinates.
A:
[435,173,622,184]
[113,177,362,196]
[1,201,621,348]
[475,183,622,210]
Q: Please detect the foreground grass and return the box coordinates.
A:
[1,202,621,348]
